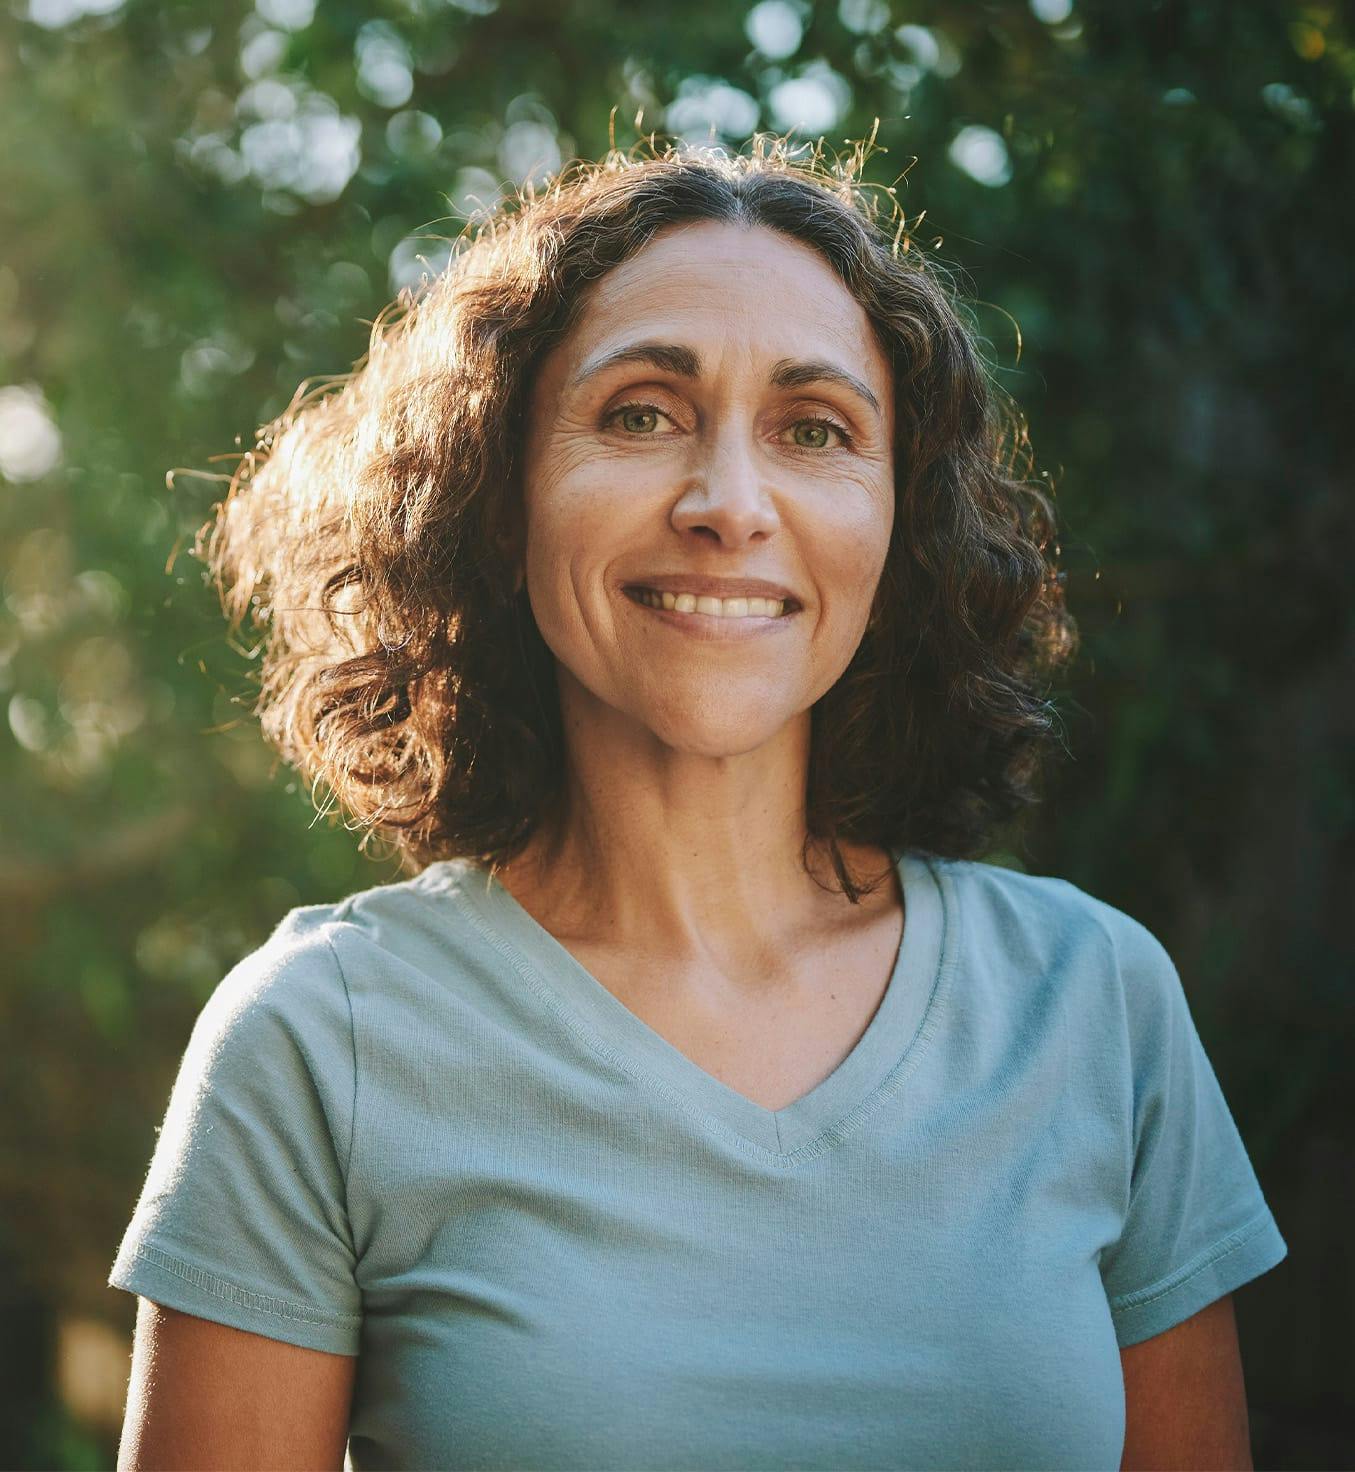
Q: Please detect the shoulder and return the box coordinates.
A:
[203,900,351,1028]
[930,852,1135,946]
[932,854,1179,1010]
[209,862,460,1011]
[191,864,437,1047]
[178,903,353,1088]
[199,861,491,1048]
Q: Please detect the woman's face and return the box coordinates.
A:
[519,218,895,758]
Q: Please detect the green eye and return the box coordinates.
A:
[793,422,832,449]
[617,407,660,433]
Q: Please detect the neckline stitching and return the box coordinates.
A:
[423,852,957,1168]
[451,891,807,1163]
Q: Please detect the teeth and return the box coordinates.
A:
[630,588,788,618]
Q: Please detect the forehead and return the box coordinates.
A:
[555,219,890,387]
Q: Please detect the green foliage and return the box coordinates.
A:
[2,0,1351,1461]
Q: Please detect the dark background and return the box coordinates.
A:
[2,0,1350,1465]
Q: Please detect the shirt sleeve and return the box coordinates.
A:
[1096,910,1287,1348]
[107,907,362,1355]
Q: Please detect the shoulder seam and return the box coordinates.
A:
[320,927,360,1201]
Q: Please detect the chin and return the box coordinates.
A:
[659,729,782,760]
[632,702,801,760]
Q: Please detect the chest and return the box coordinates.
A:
[347,1090,1126,1472]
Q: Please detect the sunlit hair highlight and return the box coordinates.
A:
[197,127,1079,902]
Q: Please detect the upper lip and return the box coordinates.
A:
[622,575,802,608]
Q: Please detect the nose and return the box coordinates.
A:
[670,423,780,546]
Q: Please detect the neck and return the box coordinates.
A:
[492,678,891,966]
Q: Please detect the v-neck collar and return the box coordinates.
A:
[429,848,951,1160]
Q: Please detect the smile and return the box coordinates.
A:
[623,586,796,620]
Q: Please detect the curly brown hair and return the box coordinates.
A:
[198,132,1078,903]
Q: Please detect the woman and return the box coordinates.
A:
[109,137,1286,1470]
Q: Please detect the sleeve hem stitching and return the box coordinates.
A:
[116,1241,362,1327]
[1108,1205,1276,1314]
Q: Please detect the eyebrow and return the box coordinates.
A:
[568,340,884,419]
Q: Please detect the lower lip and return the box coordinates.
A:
[620,589,798,639]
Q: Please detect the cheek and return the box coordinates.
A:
[813,499,894,613]
[524,438,643,545]
[520,470,641,663]
[524,485,628,609]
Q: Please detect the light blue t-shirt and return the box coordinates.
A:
[108,850,1287,1470]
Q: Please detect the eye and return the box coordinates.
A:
[604,401,676,435]
[785,416,853,451]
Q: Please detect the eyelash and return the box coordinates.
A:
[604,400,855,451]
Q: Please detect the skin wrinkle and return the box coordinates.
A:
[568,341,885,424]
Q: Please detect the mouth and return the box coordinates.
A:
[622,585,801,621]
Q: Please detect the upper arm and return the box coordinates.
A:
[118,1297,357,1472]
[1119,1294,1252,1471]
